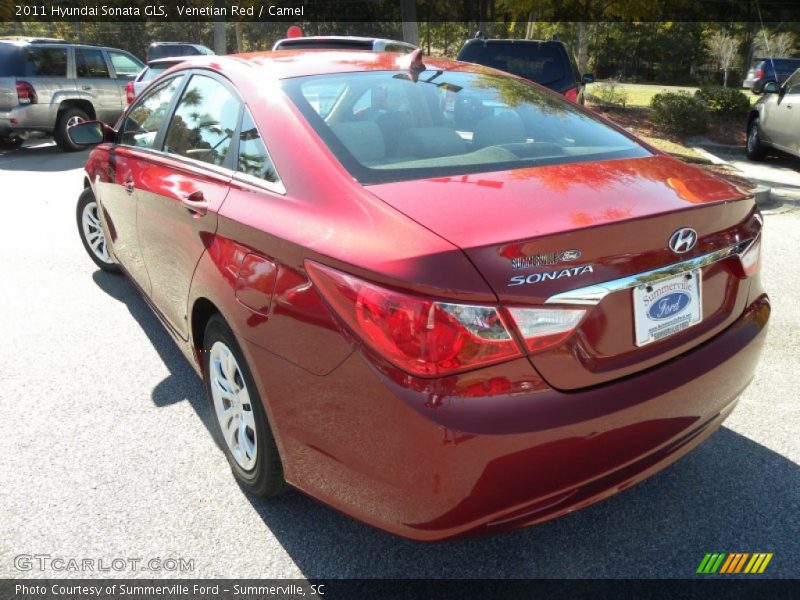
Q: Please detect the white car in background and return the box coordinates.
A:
[125,57,185,104]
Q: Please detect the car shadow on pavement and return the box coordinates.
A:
[91,270,799,579]
[0,142,90,172]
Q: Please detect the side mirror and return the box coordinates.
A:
[763,81,780,94]
[581,73,595,85]
[67,120,115,146]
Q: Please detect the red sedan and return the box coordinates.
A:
[71,50,768,541]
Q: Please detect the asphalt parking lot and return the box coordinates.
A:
[0,141,798,579]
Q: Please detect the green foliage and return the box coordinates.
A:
[650,91,709,134]
[696,86,751,115]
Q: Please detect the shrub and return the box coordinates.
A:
[650,91,709,134]
[592,79,629,107]
[696,86,751,115]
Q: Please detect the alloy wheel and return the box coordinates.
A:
[81,201,111,263]
[66,115,85,129]
[209,341,258,471]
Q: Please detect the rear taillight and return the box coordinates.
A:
[306,261,522,377]
[125,81,135,104]
[506,307,586,353]
[739,235,762,278]
[564,86,578,102]
[16,81,37,105]
[756,68,764,79]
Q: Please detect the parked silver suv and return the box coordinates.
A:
[746,68,800,161]
[0,38,143,151]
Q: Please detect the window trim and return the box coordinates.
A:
[229,105,286,196]
[115,67,285,194]
[117,72,189,150]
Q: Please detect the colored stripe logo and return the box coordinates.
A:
[696,553,773,574]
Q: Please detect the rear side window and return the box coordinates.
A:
[237,108,279,184]
[108,51,142,77]
[119,75,185,148]
[163,74,240,167]
[458,42,567,86]
[21,47,67,77]
[75,48,109,78]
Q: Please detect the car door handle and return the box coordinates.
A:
[81,85,92,91]
[180,191,209,216]
[124,178,134,194]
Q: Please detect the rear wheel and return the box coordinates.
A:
[746,116,768,161]
[76,188,119,273]
[203,314,287,497]
[0,135,24,150]
[54,107,90,152]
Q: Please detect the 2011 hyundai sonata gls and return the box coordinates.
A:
[72,50,769,541]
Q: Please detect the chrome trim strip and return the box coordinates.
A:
[545,239,752,306]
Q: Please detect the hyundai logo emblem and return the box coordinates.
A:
[668,228,697,254]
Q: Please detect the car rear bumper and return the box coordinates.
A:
[0,104,55,134]
[243,293,769,541]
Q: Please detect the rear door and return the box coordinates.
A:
[136,72,240,338]
[74,47,121,123]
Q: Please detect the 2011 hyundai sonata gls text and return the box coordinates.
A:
[73,50,769,541]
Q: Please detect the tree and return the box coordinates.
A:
[753,30,797,58]
[707,31,738,87]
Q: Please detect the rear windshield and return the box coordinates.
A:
[149,45,199,60]
[283,70,649,185]
[458,42,568,86]
[0,44,20,76]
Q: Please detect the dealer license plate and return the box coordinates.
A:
[633,270,702,347]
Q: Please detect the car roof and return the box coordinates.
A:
[149,42,206,47]
[273,36,414,47]
[178,50,478,81]
[463,38,566,46]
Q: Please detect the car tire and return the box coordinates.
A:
[54,107,90,152]
[0,135,24,150]
[203,313,287,498]
[746,117,768,161]
[76,188,120,273]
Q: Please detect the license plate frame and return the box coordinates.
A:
[633,269,702,347]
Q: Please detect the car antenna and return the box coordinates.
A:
[755,0,777,90]
[397,48,426,82]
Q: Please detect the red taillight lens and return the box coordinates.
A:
[739,235,762,278]
[125,81,135,104]
[564,86,578,102]
[16,81,37,105]
[756,68,764,79]
[506,307,586,353]
[306,261,522,377]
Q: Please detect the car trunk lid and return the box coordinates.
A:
[366,155,759,390]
